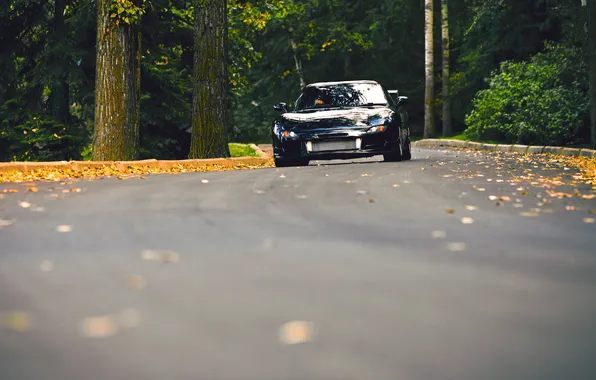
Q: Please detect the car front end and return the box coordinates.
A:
[271,115,401,162]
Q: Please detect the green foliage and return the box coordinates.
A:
[0,102,88,161]
[465,44,588,145]
[1,0,593,161]
[228,143,258,157]
[108,0,146,25]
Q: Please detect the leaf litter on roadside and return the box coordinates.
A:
[0,160,275,183]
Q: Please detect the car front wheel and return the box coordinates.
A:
[383,141,402,162]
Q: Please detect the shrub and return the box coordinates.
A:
[464,43,588,146]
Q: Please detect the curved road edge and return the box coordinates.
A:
[413,138,596,158]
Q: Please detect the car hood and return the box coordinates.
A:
[279,107,393,128]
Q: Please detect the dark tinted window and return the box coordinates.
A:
[294,83,388,111]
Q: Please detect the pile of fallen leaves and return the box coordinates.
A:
[451,148,596,190]
[0,159,274,183]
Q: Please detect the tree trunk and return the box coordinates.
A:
[189,0,231,159]
[424,0,435,138]
[289,27,306,89]
[588,0,596,149]
[93,0,141,161]
[441,0,451,137]
[50,0,69,125]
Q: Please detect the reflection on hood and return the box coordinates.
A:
[280,107,393,127]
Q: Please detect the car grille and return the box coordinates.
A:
[311,140,357,152]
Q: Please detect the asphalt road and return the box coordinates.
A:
[1,147,596,380]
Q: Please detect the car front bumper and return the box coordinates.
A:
[273,133,400,160]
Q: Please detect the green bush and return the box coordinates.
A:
[464,44,588,146]
[0,101,88,162]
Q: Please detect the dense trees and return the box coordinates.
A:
[1,0,595,162]
[588,0,596,148]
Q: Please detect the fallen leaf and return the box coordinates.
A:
[80,316,118,338]
[488,195,498,201]
[0,219,13,228]
[40,260,53,272]
[160,250,180,263]
[583,218,595,224]
[28,187,38,192]
[0,311,33,332]
[499,196,511,202]
[368,198,377,203]
[446,242,467,252]
[18,201,31,208]
[520,212,540,217]
[279,321,314,345]
[581,194,596,200]
[461,217,474,224]
[56,225,72,232]
[431,230,446,238]
[464,205,477,211]
[445,208,455,214]
[566,206,577,211]
[127,274,146,290]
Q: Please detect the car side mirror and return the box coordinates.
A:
[397,96,408,106]
[273,102,288,112]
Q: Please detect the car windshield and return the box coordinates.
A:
[294,83,388,111]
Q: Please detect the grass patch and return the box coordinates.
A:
[229,143,259,157]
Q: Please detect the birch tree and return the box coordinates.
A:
[424,0,435,138]
[441,0,451,137]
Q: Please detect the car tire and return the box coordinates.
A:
[274,158,310,167]
[383,142,402,162]
[401,137,412,160]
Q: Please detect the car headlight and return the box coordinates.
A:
[368,125,387,133]
[368,117,389,133]
[274,123,298,139]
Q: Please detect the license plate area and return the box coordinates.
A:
[307,139,360,152]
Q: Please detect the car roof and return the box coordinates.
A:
[306,80,380,88]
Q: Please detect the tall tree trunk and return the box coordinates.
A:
[50,0,69,125]
[588,0,596,149]
[288,27,306,89]
[424,0,435,138]
[189,0,231,159]
[441,0,451,137]
[93,0,141,161]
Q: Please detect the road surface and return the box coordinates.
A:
[1,147,596,380]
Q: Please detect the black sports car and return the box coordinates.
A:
[271,80,411,167]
